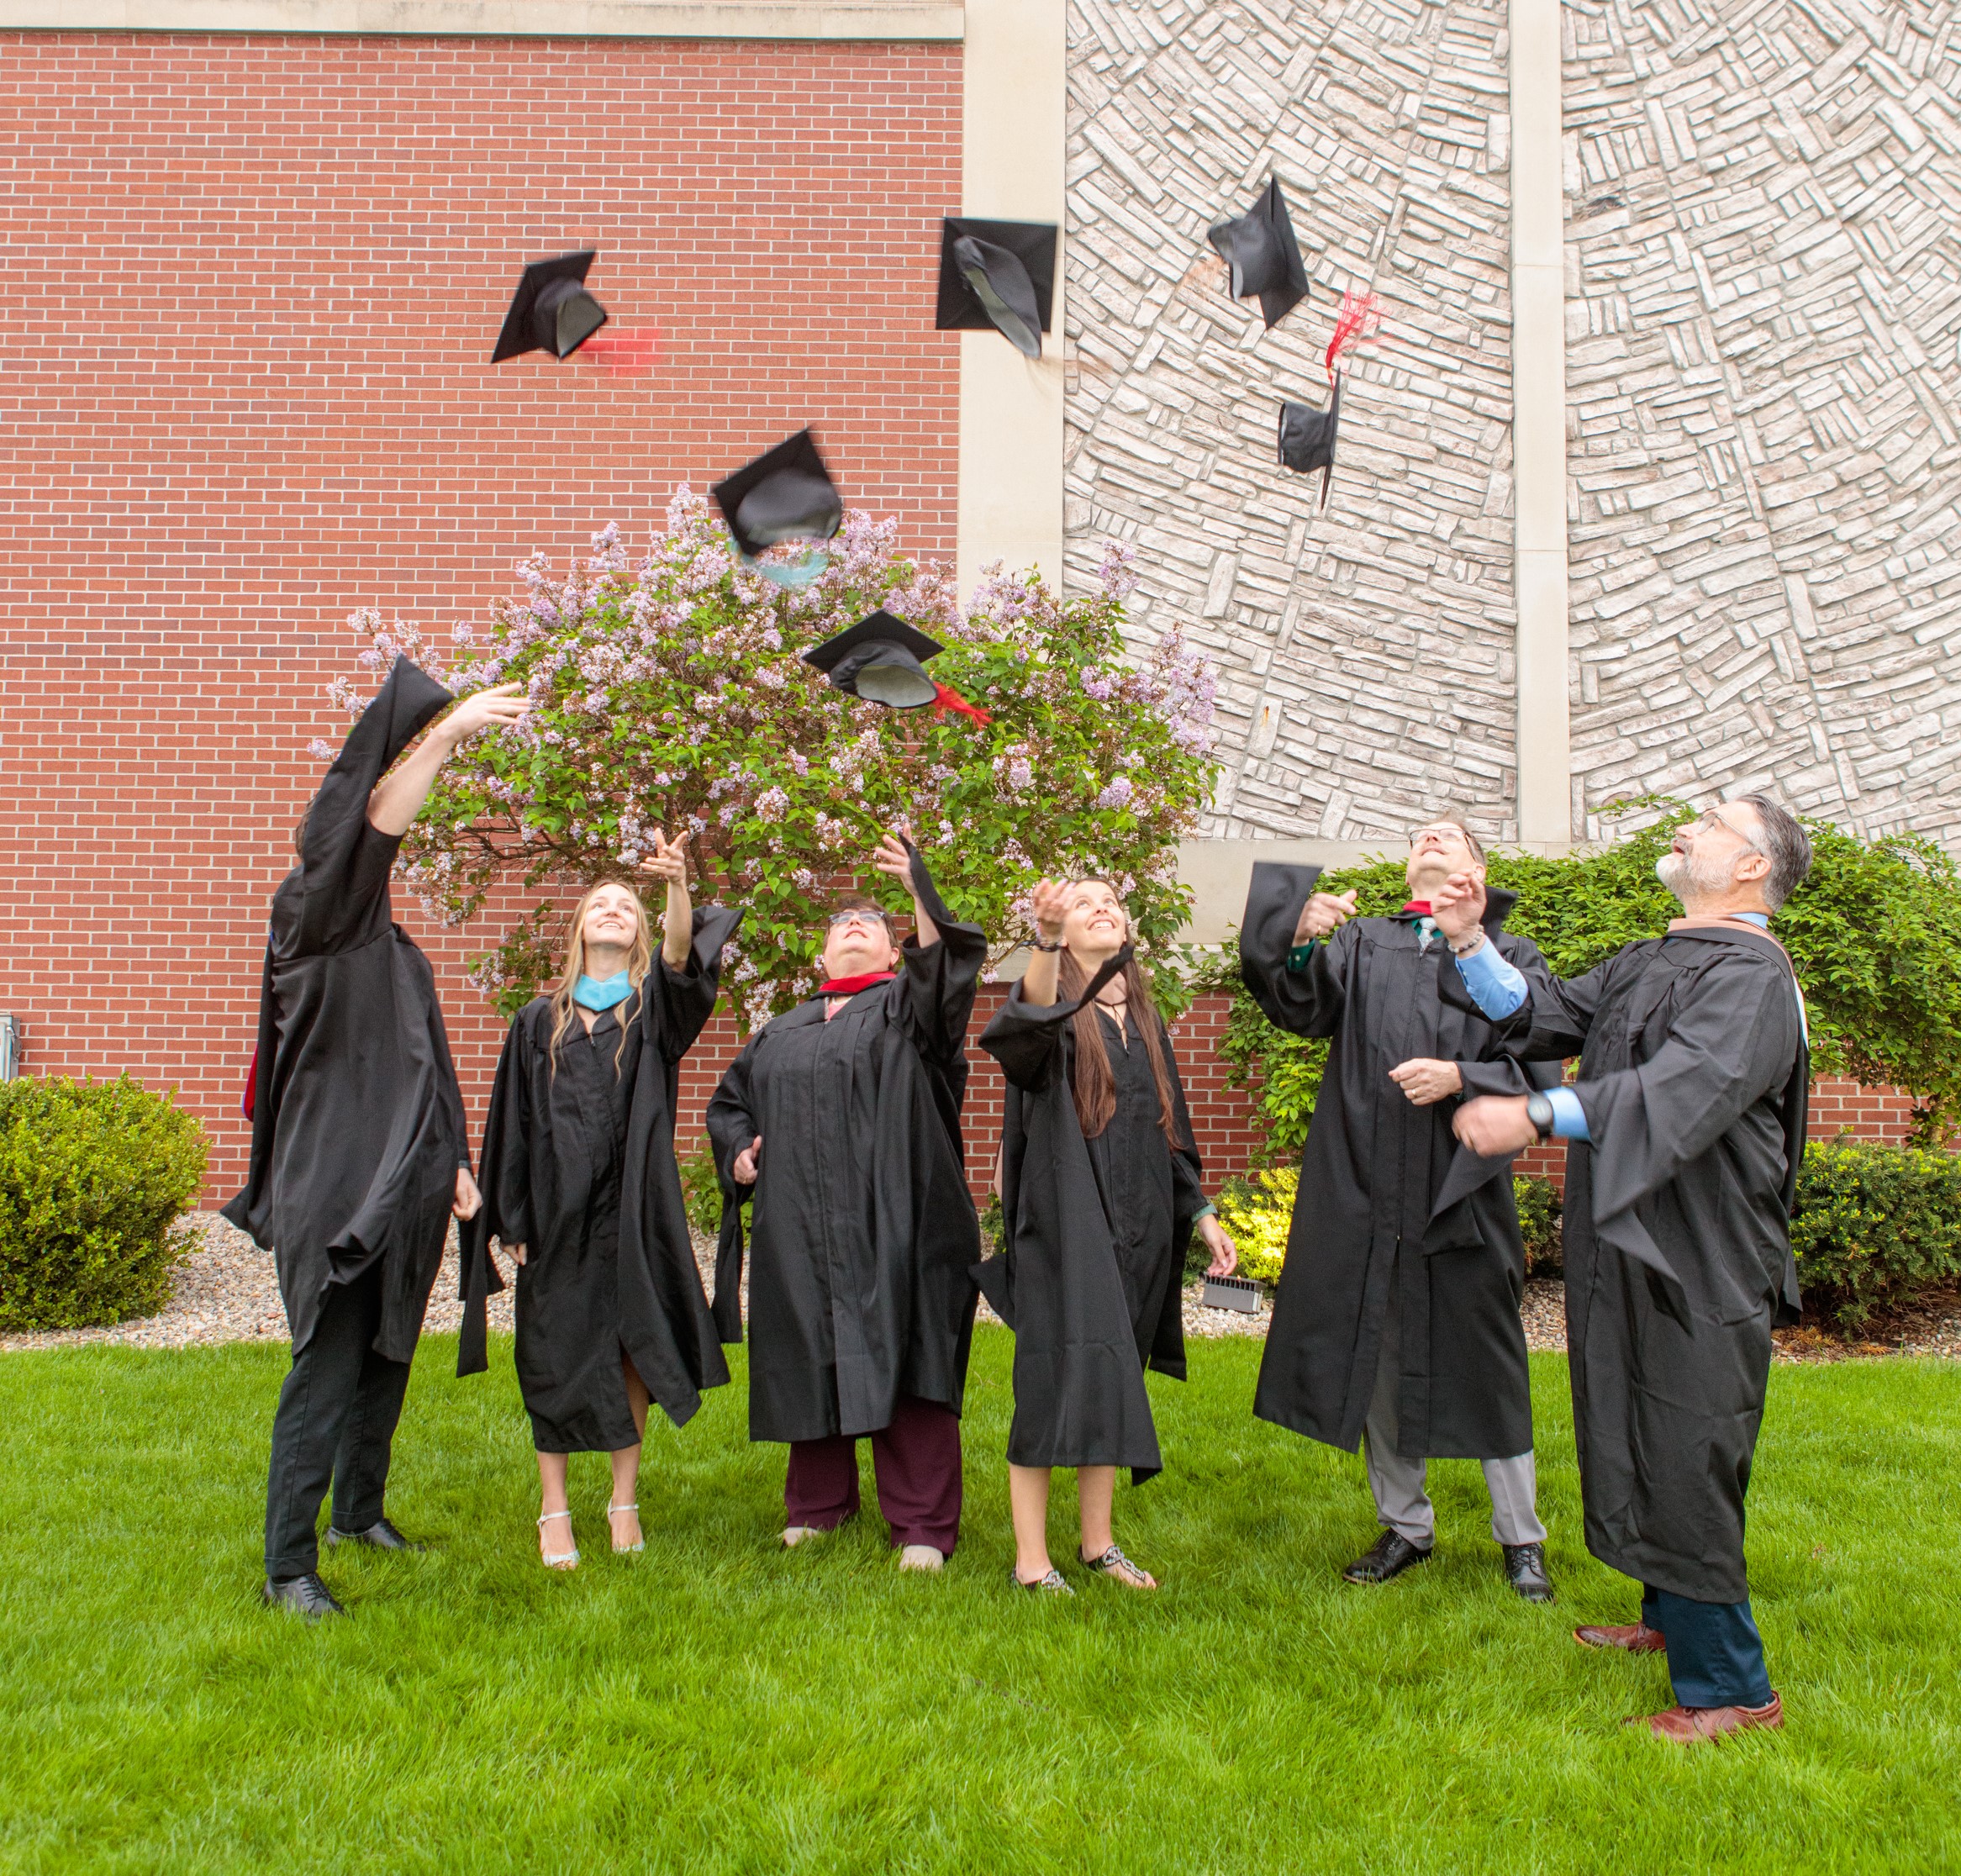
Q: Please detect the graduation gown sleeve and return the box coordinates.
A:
[704,1031,760,1346]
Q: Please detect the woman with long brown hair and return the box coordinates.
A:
[469,833,741,1568]
[977,878,1236,1593]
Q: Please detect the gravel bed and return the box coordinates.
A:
[5,1220,1956,1366]
[0,1212,514,1355]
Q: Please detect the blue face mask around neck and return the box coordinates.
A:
[573,970,634,1012]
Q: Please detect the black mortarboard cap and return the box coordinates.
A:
[1278,377,1342,510]
[802,610,944,709]
[711,429,844,585]
[491,250,609,362]
[935,217,1057,360]
[1207,177,1310,329]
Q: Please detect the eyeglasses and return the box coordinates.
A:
[827,909,891,932]
[1408,825,1471,848]
[1693,807,1763,855]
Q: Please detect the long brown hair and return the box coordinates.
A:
[1057,946,1181,1145]
[547,878,654,1076]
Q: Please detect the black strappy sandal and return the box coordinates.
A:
[1010,1565,1074,1594]
[1079,1544,1157,1589]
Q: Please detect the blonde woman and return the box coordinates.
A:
[469,834,741,1568]
[977,878,1236,1594]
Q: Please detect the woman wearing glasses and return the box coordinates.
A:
[707,827,986,1572]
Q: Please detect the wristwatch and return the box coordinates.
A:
[1525,1092,1556,1140]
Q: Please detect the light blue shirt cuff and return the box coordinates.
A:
[1546,1086,1590,1141]
[1453,939,1528,1020]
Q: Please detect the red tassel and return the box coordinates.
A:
[930,682,993,727]
[1325,288,1384,383]
[576,327,662,373]
[242,1042,258,1120]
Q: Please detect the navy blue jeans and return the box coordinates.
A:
[1642,1585,1774,1708]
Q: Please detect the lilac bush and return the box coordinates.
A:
[322,490,1220,1028]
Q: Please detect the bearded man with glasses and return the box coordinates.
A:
[708,826,985,1571]
[1240,818,1561,1603]
[1450,794,1813,1742]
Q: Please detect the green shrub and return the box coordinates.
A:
[0,1077,208,1331]
[677,1133,721,1239]
[1515,1174,1563,1278]
[1790,1139,1961,1327]
[1210,1167,1297,1283]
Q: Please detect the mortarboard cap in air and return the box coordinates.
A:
[935,217,1058,360]
[711,429,845,588]
[1278,376,1342,511]
[1207,177,1310,329]
[492,250,609,362]
[802,610,945,709]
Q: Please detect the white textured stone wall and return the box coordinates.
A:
[1065,0,1523,844]
[1564,0,1961,846]
[1066,0,1961,850]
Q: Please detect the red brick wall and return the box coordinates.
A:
[0,30,962,1193]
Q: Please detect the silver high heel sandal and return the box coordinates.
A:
[538,1508,579,1570]
[609,1502,644,1555]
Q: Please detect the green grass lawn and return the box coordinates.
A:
[2,1330,1957,1874]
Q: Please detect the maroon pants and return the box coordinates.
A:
[783,1394,963,1556]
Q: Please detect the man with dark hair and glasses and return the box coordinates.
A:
[1450,793,1813,1742]
[1241,817,1560,1602]
[708,826,985,1571]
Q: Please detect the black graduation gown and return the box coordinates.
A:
[1517,925,1807,1604]
[1242,867,1553,1460]
[705,857,984,1444]
[223,661,468,1364]
[975,956,1204,1482]
[463,907,743,1445]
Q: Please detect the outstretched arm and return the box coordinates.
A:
[638,829,695,968]
[871,823,937,948]
[366,682,529,835]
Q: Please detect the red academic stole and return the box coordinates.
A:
[820,971,898,998]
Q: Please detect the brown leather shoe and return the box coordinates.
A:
[1632,1694,1784,1742]
[1574,1620,1666,1653]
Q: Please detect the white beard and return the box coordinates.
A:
[1655,847,1734,906]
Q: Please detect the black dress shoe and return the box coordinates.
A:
[1342,1531,1432,1584]
[1502,1541,1556,1603]
[263,1573,345,1619]
[325,1517,426,1552]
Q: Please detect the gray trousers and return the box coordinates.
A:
[1362,1273,1546,1549]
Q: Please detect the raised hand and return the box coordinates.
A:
[1030,878,1071,944]
[1431,871,1488,946]
[637,828,689,888]
[870,823,917,881]
[1389,1057,1463,1106]
[1294,889,1358,945]
[440,681,530,744]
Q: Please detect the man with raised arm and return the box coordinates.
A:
[1240,820,1558,1601]
[707,828,985,1572]
[228,661,528,1619]
[1449,794,1812,1742]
